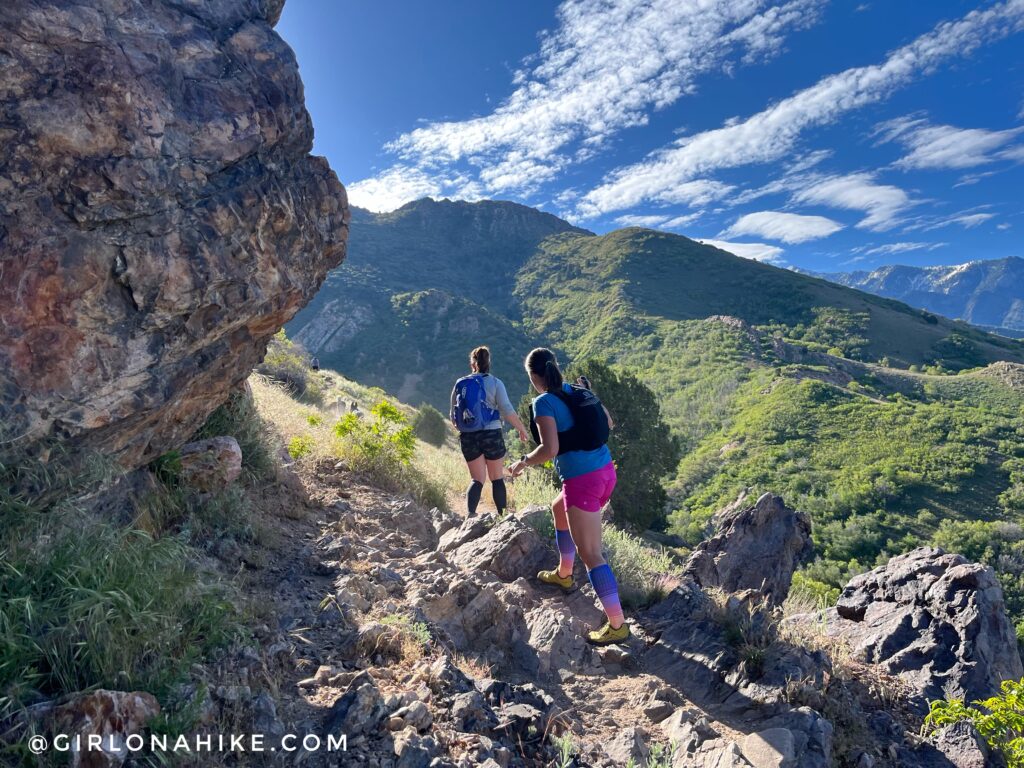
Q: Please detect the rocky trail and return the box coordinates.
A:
[185,450,1021,768]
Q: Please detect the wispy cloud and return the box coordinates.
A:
[875,116,1024,169]
[348,0,824,210]
[615,214,674,228]
[902,209,998,231]
[792,173,914,230]
[577,0,1024,218]
[864,241,946,255]
[614,212,701,229]
[699,239,785,263]
[722,210,842,243]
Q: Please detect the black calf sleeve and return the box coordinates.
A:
[492,478,507,515]
[466,480,484,516]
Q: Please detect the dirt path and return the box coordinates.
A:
[222,453,717,767]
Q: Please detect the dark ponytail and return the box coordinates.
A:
[470,345,491,374]
[525,347,563,392]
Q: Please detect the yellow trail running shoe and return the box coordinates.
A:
[537,568,574,592]
[587,621,630,646]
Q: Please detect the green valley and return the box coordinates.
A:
[287,198,1024,627]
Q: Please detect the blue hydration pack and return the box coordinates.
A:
[451,374,500,432]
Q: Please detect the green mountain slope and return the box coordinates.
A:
[288,199,588,404]
[287,199,1024,617]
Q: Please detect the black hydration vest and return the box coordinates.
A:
[529,385,610,454]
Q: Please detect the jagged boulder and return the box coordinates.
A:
[685,492,812,605]
[0,0,348,468]
[828,547,1023,707]
[930,721,1003,768]
[410,575,534,670]
[177,436,242,492]
[50,690,160,768]
[449,513,549,582]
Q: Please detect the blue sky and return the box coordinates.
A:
[278,0,1024,273]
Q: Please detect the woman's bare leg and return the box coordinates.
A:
[567,505,623,628]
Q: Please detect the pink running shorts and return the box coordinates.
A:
[562,462,617,512]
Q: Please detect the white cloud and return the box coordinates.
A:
[876,116,1024,169]
[663,213,702,229]
[577,0,1024,218]
[349,0,823,208]
[699,238,785,262]
[928,212,997,229]
[903,209,998,231]
[615,214,672,227]
[346,166,482,212]
[614,212,702,230]
[864,241,946,255]
[793,173,913,230]
[722,210,842,243]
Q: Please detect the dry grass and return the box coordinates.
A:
[453,653,493,681]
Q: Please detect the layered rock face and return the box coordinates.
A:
[685,491,814,605]
[829,547,1023,707]
[0,0,348,467]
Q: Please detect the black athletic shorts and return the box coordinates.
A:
[459,428,506,462]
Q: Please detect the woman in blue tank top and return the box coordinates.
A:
[509,348,629,646]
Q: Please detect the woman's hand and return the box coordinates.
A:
[509,458,528,478]
[516,425,529,444]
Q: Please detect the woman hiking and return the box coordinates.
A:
[508,348,628,646]
[450,346,528,517]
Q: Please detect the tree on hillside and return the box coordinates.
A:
[413,403,448,446]
[516,359,681,530]
[567,360,681,530]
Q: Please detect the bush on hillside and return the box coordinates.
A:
[930,333,985,370]
[333,400,447,509]
[566,360,682,530]
[926,678,1024,764]
[256,330,324,403]
[413,403,448,446]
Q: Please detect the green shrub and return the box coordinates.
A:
[379,613,432,647]
[334,400,416,468]
[288,434,316,460]
[413,403,448,447]
[789,571,841,607]
[334,400,446,509]
[925,678,1024,764]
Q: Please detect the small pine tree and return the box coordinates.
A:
[567,360,681,530]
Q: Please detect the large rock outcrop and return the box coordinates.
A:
[685,492,813,605]
[828,547,1023,707]
[0,0,348,467]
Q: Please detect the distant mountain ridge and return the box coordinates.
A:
[289,198,1024,410]
[812,257,1024,337]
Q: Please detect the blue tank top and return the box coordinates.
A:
[532,383,613,481]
